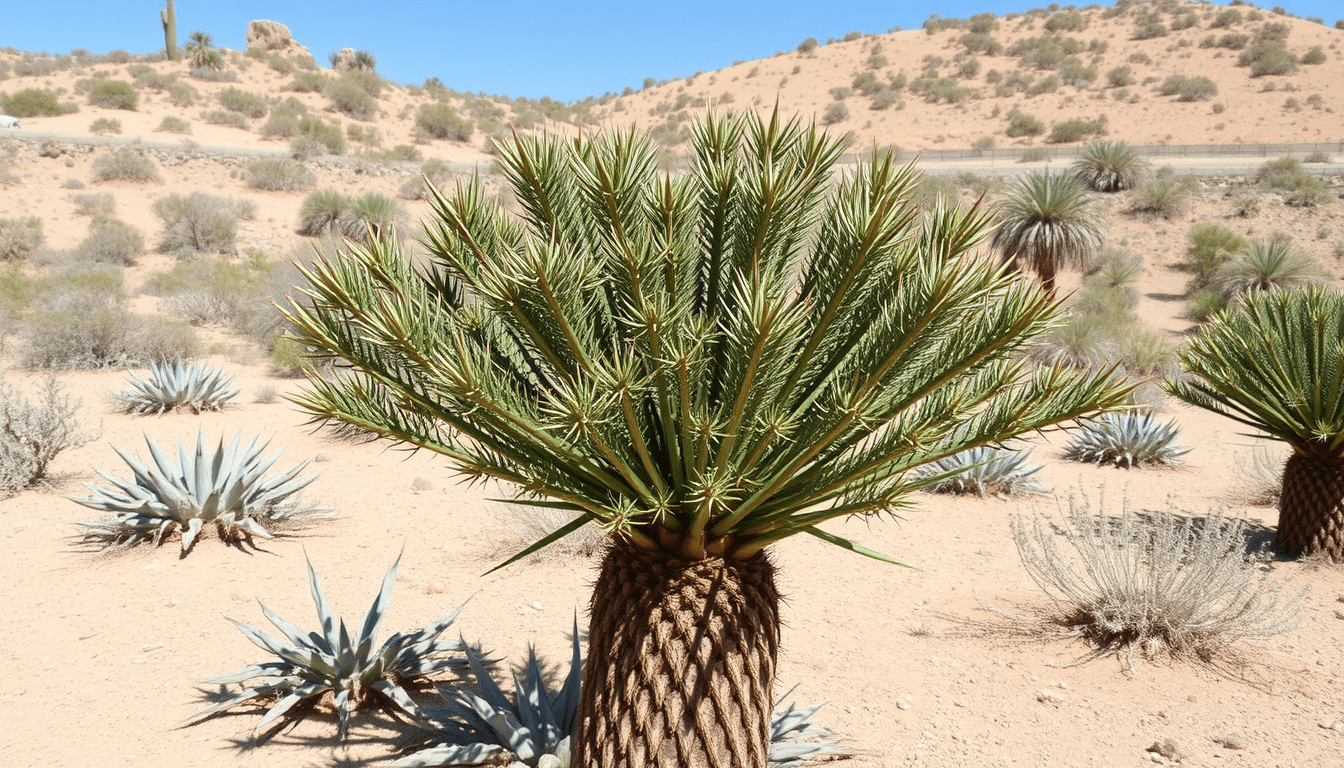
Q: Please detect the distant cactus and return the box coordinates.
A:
[160,1,178,61]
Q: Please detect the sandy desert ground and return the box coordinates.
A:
[3,3,1344,767]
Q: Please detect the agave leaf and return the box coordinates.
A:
[202,661,291,685]
[462,641,511,714]
[192,681,292,717]
[386,743,508,768]
[305,552,341,651]
[181,516,204,552]
[259,601,322,652]
[357,551,402,651]
[552,617,583,736]
[255,682,324,732]
[334,687,353,739]
[368,678,427,722]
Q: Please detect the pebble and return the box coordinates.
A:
[537,756,562,768]
[1036,690,1065,707]
[1217,732,1247,750]
[1320,720,1344,732]
[313,453,333,463]
[897,701,912,711]
[531,601,543,611]
[1147,738,1184,761]
[412,477,433,491]
[144,558,159,570]
[167,598,182,607]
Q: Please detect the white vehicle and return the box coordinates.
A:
[0,115,19,129]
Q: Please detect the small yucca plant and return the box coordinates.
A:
[1212,235,1324,298]
[922,445,1046,497]
[196,554,473,740]
[115,359,240,415]
[73,430,318,553]
[397,627,849,768]
[1064,411,1189,468]
[1071,140,1146,192]
[1009,494,1302,670]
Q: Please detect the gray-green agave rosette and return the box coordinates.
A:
[1064,411,1189,468]
[196,554,474,740]
[115,358,240,415]
[73,429,318,553]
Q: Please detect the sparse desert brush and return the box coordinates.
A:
[246,159,315,192]
[1047,116,1106,144]
[1117,328,1177,378]
[155,116,190,134]
[1071,140,1145,192]
[1239,32,1298,76]
[1126,177,1196,219]
[75,430,320,554]
[1065,411,1188,468]
[259,98,308,139]
[1270,175,1330,207]
[416,103,473,141]
[1233,444,1288,507]
[490,492,607,563]
[325,78,376,120]
[253,383,277,404]
[201,110,249,129]
[217,87,268,119]
[1213,236,1324,298]
[267,335,309,378]
[1186,289,1228,322]
[1301,47,1326,66]
[298,189,351,236]
[1185,223,1247,287]
[0,371,94,495]
[0,216,44,261]
[91,149,161,184]
[340,193,406,243]
[1,88,69,117]
[1005,111,1045,137]
[1105,65,1134,88]
[85,79,137,110]
[20,303,198,370]
[1008,494,1302,670]
[294,115,345,155]
[1157,74,1218,102]
[116,358,238,415]
[921,445,1045,497]
[76,216,144,265]
[190,66,237,83]
[88,117,121,135]
[194,555,470,739]
[1018,147,1049,163]
[152,192,240,254]
[1232,193,1260,217]
[1302,151,1331,164]
[397,161,452,201]
[284,71,327,93]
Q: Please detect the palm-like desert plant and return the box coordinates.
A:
[1071,140,1146,192]
[283,111,1129,767]
[185,31,221,71]
[1212,235,1324,298]
[196,554,473,740]
[993,171,1106,299]
[115,358,239,414]
[1167,287,1344,560]
[74,430,318,553]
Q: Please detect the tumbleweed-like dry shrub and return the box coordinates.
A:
[0,371,95,494]
[1009,493,1303,670]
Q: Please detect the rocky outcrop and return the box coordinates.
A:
[329,47,359,72]
[245,20,313,61]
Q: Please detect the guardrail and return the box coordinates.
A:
[858,140,1344,165]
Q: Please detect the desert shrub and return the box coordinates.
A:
[960,32,1003,55]
[339,193,406,242]
[0,217,44,261]
[340,69,385,99]
[201,110,249,129]
[165,80,198,106]
[1239,37,1298,76]
[1213,235,1324,297]
[20,302,197,369]
[1126,177,1196,219]
[85,79,137,110]
[1185,223,1247,287]
[821,102,849,125]
[285,71,328,93]
[91,149,161,184]
[397,159,453,201]
[152,193,240,254]
[88,117,121,134]
[218,87,268,119]
[325,78,376,120]
[1273,175,1330,207]
[416,103,473,141]
[298,190,351,236]
[268,335,309,377]
[373,144,422,163]
[1211,8,1243,28]
[1044,10,1086,32]
[921,445,1045,496]
[294,116,346,155]
[1006,112,1045,137]
[155,116,190,134]
[1009,494,1302,669]
[76,217,143,265]
[797,37,818,54]
[1048,116,1105,144]
[491,484,607,561]
[2,88,69,117]
[259,97,308,139]
[246,159,315,192]
[1132,13,1169,40]
[1026,74,1061,96]
[1019,147,1050,163]
[1303,151,1331,164]
[0,372,93,495]
[1186,289,1228,322]
[870,89,899,110]
[189,66,236,82]
[1158,75,1218,101]
[1171,11,1198,31]
[1232,444,1287,507]
[70,192,116,217]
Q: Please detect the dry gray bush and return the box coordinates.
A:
[70,192,116,217]
[487,480,606,562]
[0,371,96,494]
[253,384,278,404]
[1007,492,1302,671]
[159,289,239,326]
[91,149,161,183]
[1231,444,1287,507]
[152,192,240,254]
[20,286,197,370]
[0,216,44,261]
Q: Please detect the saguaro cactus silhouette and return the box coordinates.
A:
[160,0,178,61]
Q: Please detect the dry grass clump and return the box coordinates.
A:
[0,371,95,494]
[91,149,161,184]
[245,159,315,192]
[1009,493,1303,671]
[70,192,116,217]
[1232,444,1287,507]
[0,216,44,261]
[488,481,606,562]
[76,217,144,265]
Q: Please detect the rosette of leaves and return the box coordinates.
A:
[115,358,240,415]
[395,623,849,767]
[195,554,474,740]
[1064,411,1189,468]
[922,445,1046,496]
[73,430,318,553]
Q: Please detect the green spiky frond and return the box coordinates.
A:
[284,110,1129,564]
[1071,140,1146,193]
[1166,286,1344,463]
[992,171,1105,284]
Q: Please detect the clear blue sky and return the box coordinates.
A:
[4,1,1341,101]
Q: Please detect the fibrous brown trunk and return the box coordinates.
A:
[574,537,780,768]
[1278,452,1344,561]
